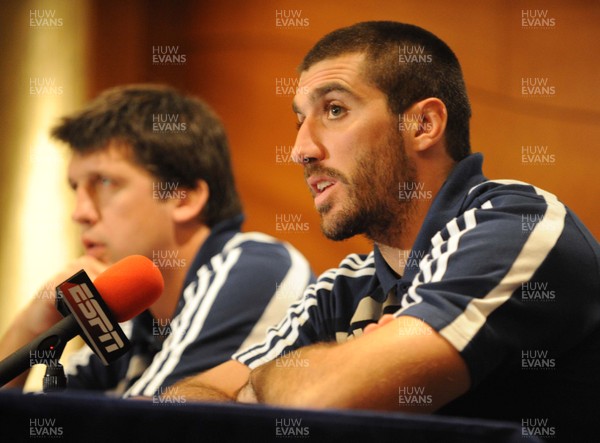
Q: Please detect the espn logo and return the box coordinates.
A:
[68,283,125,353]
[57,270,130,365]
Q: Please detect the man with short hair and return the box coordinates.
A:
[176,22,599,440]
[0,85,313,396]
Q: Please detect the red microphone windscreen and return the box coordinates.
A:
[93,255,164,322]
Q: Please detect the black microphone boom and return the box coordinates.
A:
[0,315,79,387]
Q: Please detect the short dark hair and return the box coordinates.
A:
[300,21,472,161]
[51,84,242,227]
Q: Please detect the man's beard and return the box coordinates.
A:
[308,131,417,244]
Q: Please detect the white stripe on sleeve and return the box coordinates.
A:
[233,243,312,355]
[439,185,566,351]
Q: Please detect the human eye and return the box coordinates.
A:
[99,176,113,186]
[295,113,305,130]
[325,102,347,120]
[92,174,118,190]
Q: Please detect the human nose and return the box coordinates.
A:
[71,186,99,225]
[292,117,325,165]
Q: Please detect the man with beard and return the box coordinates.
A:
[174,22,599,440]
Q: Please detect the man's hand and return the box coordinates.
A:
[20,255,108,336]
[363,313,395,335]
[0,255,108,388]
[236,378,258,404]
[170,360,251,402]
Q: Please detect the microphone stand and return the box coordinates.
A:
[42,357,67,393]
[43,291,69,393]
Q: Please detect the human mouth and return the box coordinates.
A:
[308,176,338,207]
[82,237,106,258]
[316,180,335,192]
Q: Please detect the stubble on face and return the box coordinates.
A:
[306,128,417,245]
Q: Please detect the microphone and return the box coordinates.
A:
[0,255,163,387]
[93,255,164,322]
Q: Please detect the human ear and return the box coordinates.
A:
[172,179,209,224]
[400,98,447,153]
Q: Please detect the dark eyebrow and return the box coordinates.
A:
[292,82,353,114]
[312,82,353,99]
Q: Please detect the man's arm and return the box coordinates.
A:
[172,359,251,401]
[239,316,470,412]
